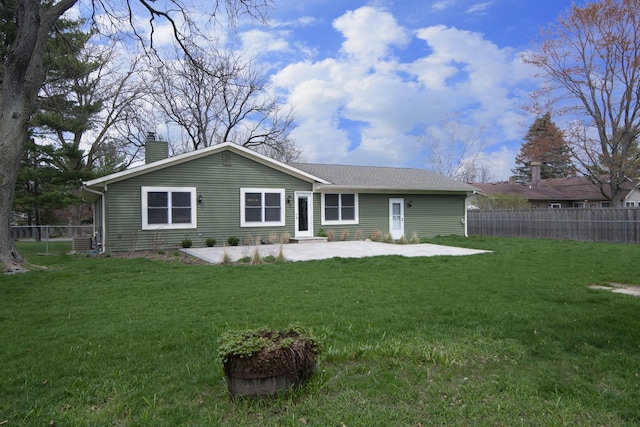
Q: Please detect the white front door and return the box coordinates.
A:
[295,192,313,238]
[389,198,404,240]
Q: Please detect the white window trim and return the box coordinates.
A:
[240,188,285,227]
[141,186,197,230]
[573,202,586,208]
[321,193,359,225]
[549,202,561,209]
[626,201,636,207]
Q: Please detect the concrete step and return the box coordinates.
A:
[290,237,329,243]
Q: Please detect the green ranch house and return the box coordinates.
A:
[82,138,478,253]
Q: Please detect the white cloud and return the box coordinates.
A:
[290,120,352,163]
[289,76,347,118]
[466,2,493,14]
[480,145,518,181]
[272,16,319,28]
[268,6,535,180]
[411,25,535,128]
[239,29,290,58]
[333,6,410,62]
[432,0,456,12]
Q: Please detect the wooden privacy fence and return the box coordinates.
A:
[467,208,640,243]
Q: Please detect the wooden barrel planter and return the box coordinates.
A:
[218,326,320,398]
[226,370,300,397]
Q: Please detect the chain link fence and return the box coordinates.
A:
[11,226,101,254]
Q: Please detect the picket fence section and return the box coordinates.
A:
[467,208,640,243]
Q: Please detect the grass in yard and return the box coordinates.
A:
[1,237,640,425]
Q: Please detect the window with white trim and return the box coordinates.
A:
[322,193,358,225]
[549,202,561,209]
[240,188,285,227]
[573,202,586,208]
[626,201,636,207]
[141,187,197,230]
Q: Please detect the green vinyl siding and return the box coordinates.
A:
[315,193,466,241]
[103,151,312,252]
[403,194,466,238]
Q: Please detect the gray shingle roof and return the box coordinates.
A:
[291,163,478,193]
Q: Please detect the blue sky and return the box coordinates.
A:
[77,0,578,181]
[231,0,577,180]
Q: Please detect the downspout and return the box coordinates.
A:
[83,185,107,254]
[464,191,476,237]
[464,201,469,237]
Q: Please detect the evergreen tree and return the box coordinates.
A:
[512,112,574,182]
[13,139,80,229]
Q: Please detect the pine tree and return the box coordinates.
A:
[512,112,574,182]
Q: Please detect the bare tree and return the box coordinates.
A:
[0,0,269,272]
[36,42,152,174]
[82,48,154,171]
[419,113,490,181]
[456,161,495,183]
[523,0,640,206]
[148,48,299,162]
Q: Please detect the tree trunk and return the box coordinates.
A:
[0,77,34,271]
[0,148,23,272]
[608,179,625,208]
[0,59,31,271]
[0,0,76,272]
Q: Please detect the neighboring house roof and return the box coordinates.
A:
[293,163,479,193]
[543,175,637,200]
[473,182,567,200]
[83,141,478,195]
[473,175,637,202]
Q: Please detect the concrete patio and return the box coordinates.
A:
[183,240,490,264]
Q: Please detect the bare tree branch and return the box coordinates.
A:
[524,0,640,206]
[146,45,299,161]
[418,113,489,181]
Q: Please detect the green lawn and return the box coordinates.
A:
[1,237,639,426]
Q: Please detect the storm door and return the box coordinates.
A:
[295,192,313,238]
[389,198,404,240]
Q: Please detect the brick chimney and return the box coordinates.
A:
[531,162,541,186]
[144,131,168,164]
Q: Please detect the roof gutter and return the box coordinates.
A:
[313,184,476,194]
